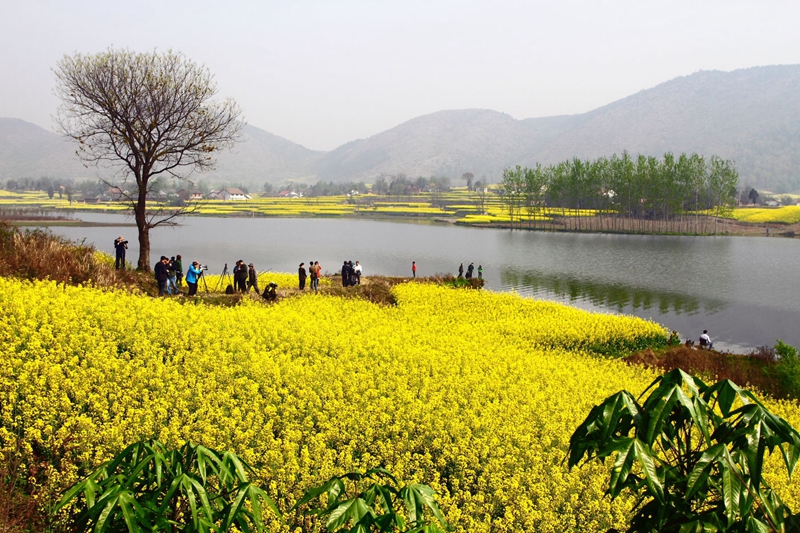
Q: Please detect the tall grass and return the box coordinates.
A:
[0,223,134,290]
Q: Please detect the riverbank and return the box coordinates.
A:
[3,189,800,237]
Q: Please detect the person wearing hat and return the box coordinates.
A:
[113,236,128,270]
[185,261,203,296]
[247,263,259,294]
[154,256,170,296]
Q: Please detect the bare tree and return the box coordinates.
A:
[54,48,242,270]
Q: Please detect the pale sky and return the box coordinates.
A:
[1,0,799,151]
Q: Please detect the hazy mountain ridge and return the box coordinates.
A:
[0,121,325,185]
[2,65,799,191]
[521,66,800,190]
[316,65,800,190]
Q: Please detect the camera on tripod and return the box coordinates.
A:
[200,265,209,271]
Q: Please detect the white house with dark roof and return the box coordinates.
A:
[210,188,251,201]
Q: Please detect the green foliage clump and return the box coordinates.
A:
[292,466,450,533]
[568,369,800,533]
[766,340,800,399]
[56,440,280,533]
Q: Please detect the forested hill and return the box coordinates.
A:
[2,65,799,191]
[316,65,800,191]
[517,65,800,192]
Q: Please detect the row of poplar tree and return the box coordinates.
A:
[498,152,739,233]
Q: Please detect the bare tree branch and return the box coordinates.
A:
[55,48,242,270]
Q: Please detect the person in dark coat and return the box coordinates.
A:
[233,260,248,292]
[466,262,474,279]
[342,261,350,286]
[114,236,128,270]
[298,263,307,290]
[174,255,184,286]
[154,255,169,296]
[458,263,464,278]
[247,263,259,293]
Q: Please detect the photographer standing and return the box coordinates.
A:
[186,261,203,296]
[113,236,128,270]
[247,263,259,293]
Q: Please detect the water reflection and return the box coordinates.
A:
[500,268,726,316]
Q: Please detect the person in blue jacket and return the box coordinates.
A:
[185,261,203,296]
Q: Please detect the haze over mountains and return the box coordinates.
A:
[1,65,799,192]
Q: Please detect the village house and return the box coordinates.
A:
[209,188,251,201]
[277,190,301,198]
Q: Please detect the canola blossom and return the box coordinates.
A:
[728,206,800,225]
[0,277,798,531]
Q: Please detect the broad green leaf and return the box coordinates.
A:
[634,438,664,504]
[644,385,678,445]
[401,484,448,528]
[325,497,374,530]
[686,444,724,499]
[721,457,741,527]
[607,437,635,498]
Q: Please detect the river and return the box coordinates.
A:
[46,212,800,353]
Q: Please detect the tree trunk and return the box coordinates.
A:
[135,190,151,271]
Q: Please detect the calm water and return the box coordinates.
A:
[49,213,800,353]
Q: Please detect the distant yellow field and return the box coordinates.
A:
[729,206,800,224]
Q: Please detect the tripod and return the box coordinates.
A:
[215,263,232,292]
[199,270,210,294]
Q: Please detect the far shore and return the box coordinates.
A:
[3,209,797,237]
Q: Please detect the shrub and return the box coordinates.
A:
[568,369,800,532]
[766,340,800,399]
[55,439,280,533]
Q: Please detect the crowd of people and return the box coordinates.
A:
[154,254,205,296]
[298,261,323,291]
[128,234,480,297]
[457,262,483,279]
[339,261,362,286]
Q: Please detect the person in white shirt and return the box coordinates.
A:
[353,261,362,285]
[699,330,713,349]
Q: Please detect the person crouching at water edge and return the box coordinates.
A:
[185,261,203,296]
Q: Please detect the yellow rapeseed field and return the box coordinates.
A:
[0,278,798,531]
[728,206,800,225]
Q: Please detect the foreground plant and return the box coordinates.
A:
[292,466,450,532]
[568,369,800,532]
[55,439,280,532]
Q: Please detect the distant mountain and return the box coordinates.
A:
[314,109,530,182]
[0,118,93,180]
[0,120,324,186]
[314,65,800,191]
[2,65,800,191]
[518,65,800,191]
[211,125,324,184]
